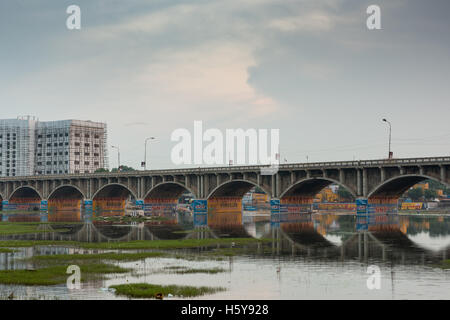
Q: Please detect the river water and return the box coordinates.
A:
[0,211,449,300]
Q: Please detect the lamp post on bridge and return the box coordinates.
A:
[111,145,120,171]
[382,118,393,159]
[142,137,156,170]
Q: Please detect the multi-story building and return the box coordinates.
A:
[0,117,108,177]
[0,117,38,177]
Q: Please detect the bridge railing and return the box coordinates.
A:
[0,156,449,180]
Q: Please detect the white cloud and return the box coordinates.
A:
[269,12,335,32]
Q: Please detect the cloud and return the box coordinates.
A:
[269,12,335,32]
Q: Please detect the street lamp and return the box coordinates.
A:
[142,137,156,170]
[382,118,393,159]
[111,145,120,171]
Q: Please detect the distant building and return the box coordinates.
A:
[0,117,38,177]
[0,117,108,177]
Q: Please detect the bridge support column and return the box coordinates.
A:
[40,200,48,212]
[135,199,144,210]
[270,198,281,227]
[1,200,9,211]
[83,199,93,215]
[356,198,368,216]
[441,165,446,182]
[192,199,208,227]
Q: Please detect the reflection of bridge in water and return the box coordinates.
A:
[1,209,449,266]
[270,215,450,265]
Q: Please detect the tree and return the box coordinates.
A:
[407,188,423,201]
[94,168,109,173]
[424,189,437,201]
[337,187,354,201]
[111,165,136,173]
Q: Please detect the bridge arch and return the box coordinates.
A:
[92,183,137,200]
[145,182,196,200]
[207,179,271,199]
[9,186,43,201]
[48,185,86,200]
[280,177,356,199]
[368,174,449,199]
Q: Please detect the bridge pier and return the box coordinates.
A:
[356,197,398,216]
[40,200,48,212]
[135,199,144,210]
[192,199,208,227]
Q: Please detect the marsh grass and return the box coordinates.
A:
[0,222,69,235]
[0,238,269,250]
[0,263,129,286]
[110,283,225,299]
[437,259,450,269]
[164,266,226,274]
[29,251,166,264]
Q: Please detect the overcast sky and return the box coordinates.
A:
[1,0,449,170]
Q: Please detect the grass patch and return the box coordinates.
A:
[0,222,69,235]
[436,259,450,269]
[78,238,269,250]
[0,248,15,253]
[0,240,79,248]
[30,251,165,263]
[165,267,226,274]
[110,283,225,299]
[0,263,129,286]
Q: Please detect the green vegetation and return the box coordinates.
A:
[76,238,268,250]
[110,283,225,299]
[173,268,226,274]
[0,263,129,286]
[29,251,166,264]
[0,240,79,248]
[437,259,450,269]
[0,222,69,235]
[164,266,226,274]
[424,189,437,200]
[95,165,136,173]
[0,238,269,251]
[407,188,423,201]
[337,187,355,201]
[0,248,15,253]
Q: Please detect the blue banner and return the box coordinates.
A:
[192,200,208,226]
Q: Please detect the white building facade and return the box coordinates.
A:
[0,117,108,177]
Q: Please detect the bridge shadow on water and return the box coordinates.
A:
[1,209,449,267]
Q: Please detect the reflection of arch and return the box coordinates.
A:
[94,223,133,239]
[92,183,137,199]
[48,185,86,199]
[145,182,195,199]
[9,186,43,200]
[278,224,336,249]
[368,174,449,198]
[280,177,356,198]
[207,179,270,199]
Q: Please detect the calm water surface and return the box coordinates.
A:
[0,211,449,300]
